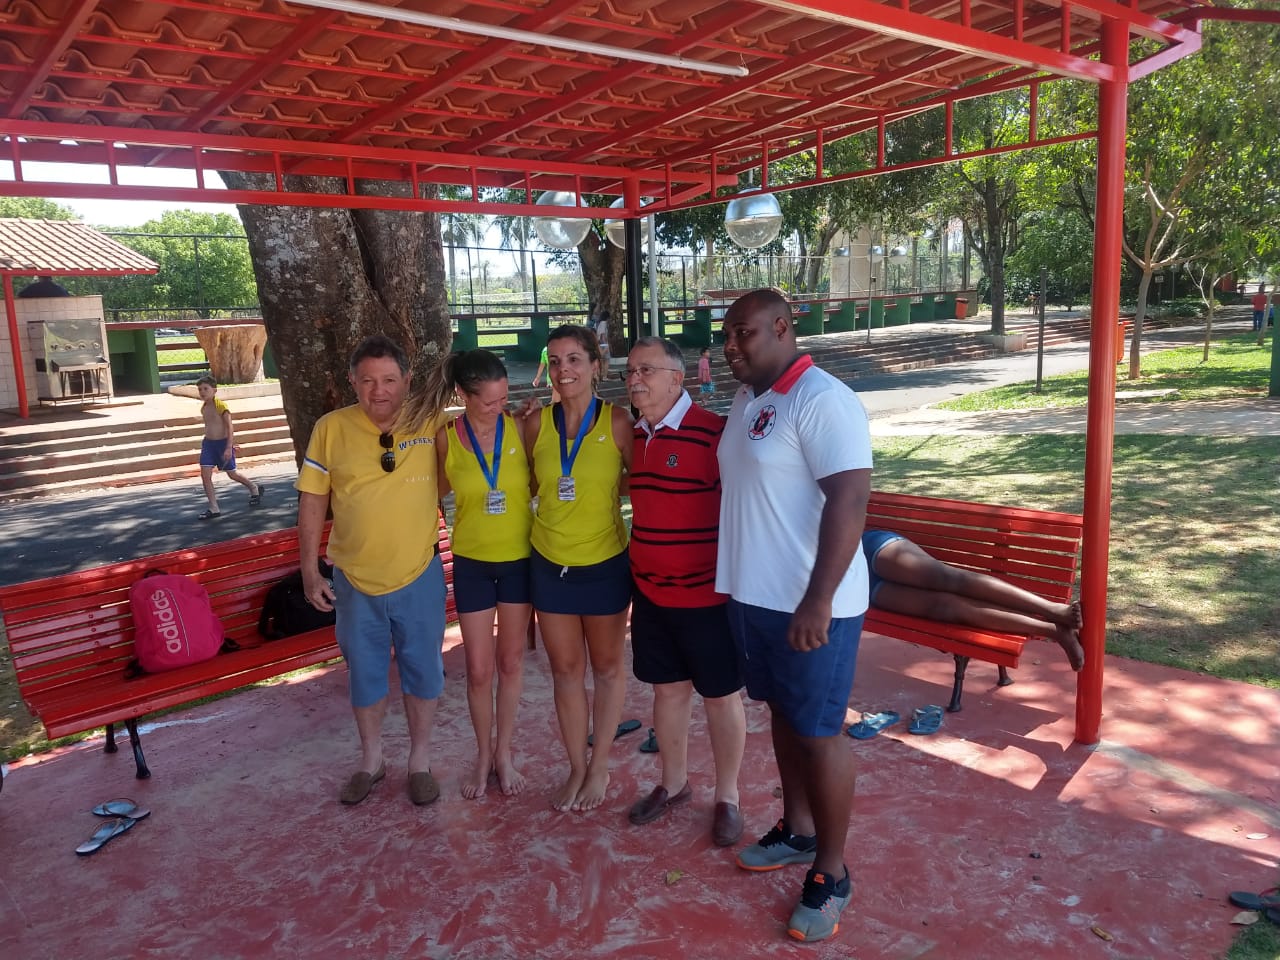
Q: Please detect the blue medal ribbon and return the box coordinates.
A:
[461,413,503,490]
[555,396,597,477]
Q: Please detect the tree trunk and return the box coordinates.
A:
[701,231,718,291]
[983,184,1007,336]
[221,173,451,463]
[1203,293,1216,362]
[194,325,266,383]
[1128,270,1152,381]
[577,229,626,349]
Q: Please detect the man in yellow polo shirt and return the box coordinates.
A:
[297,335,447,807]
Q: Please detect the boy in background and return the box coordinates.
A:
[697,346,714,403]
[196,374,263,519]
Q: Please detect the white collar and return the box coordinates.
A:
[637,390,693,438]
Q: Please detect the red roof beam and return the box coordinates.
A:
[1034,0,1203,45]
[740,65,1066,171]
[751,0,1118,82]
[177,10,343,134]
[0,177,683,216]
[1,121,707,194]
[450,4,762,155]
[652,46,967,168]
[652,129,1096,214]
[3,0,97,119]
[563,25,879,162]
[332,0,583,145]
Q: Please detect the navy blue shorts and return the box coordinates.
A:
[630,588,742,699]
[861,529,905,603]
[452,555,531,614]
[530,548,631,616]
[200,437,235,471]
[726,599,863,737]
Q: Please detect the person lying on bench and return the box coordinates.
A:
[862,530,1084,670]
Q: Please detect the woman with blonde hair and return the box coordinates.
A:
[521,324,633,812]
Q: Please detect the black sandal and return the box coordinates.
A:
[198,509,221,520]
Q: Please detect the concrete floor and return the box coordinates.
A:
[2,626,1277,960]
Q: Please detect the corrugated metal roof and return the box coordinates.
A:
[0,219,157,276]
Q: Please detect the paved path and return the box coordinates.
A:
[872,396,1280,437]
[1,317,1272,586]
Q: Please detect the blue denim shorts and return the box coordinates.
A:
[333,556,446,708]
[726,599,863,737]
[861,529,905,603]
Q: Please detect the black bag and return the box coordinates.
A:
[258,560,336,640]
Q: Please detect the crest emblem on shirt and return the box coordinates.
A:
[666,453,679,468]
[748,404,777,439]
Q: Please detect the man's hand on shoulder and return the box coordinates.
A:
[787,594,833,651]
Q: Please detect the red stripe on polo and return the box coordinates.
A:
[772,354,814,394]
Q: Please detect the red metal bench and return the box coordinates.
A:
[863,491,1084,712]
[0,518,455,779]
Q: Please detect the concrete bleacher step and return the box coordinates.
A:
[0,411,295,498]
[0,414,289,464]
[4,449,298,501]
[0,424,293,479]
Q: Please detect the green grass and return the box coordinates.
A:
[161,347,209,365]
[1227,920,1280,960]
[937,334,1276,412]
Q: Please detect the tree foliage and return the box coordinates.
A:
[90,210,259,314]
[0,197,77,220]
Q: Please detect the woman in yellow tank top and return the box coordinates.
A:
[434,350,534,800]
[521,324,634,812]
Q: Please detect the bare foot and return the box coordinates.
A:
[496,757,526,796]
[461,756,493,800]
[1066,600,1083,630]
[570,768,610,812]
[551,769,585,811]
[1054,626,1085,671]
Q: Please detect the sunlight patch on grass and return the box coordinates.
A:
[936,333,1275,412]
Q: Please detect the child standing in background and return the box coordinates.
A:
[697,346,714,403]
[195,375,263,520]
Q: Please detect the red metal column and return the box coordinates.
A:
[3,275,30,419]
[1076,18,1129,745]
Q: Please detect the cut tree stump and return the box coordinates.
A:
[194,325,267,383]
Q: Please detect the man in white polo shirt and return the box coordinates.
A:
[716,288,872,944]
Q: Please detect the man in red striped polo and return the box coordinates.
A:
[624,336,747,848]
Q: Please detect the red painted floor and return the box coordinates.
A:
[3,628,1277,960]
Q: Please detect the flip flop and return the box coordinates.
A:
[639,727,659,753]
[1229,887,1280,911]
[75,816,138,856]
[587,719,642,746]
[908,705,944,736]
[91,799,151,821]
[847,710,900,740]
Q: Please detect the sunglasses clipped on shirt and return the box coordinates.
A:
[379,432,396,473]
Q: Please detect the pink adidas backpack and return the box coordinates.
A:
[128,571,232,674]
